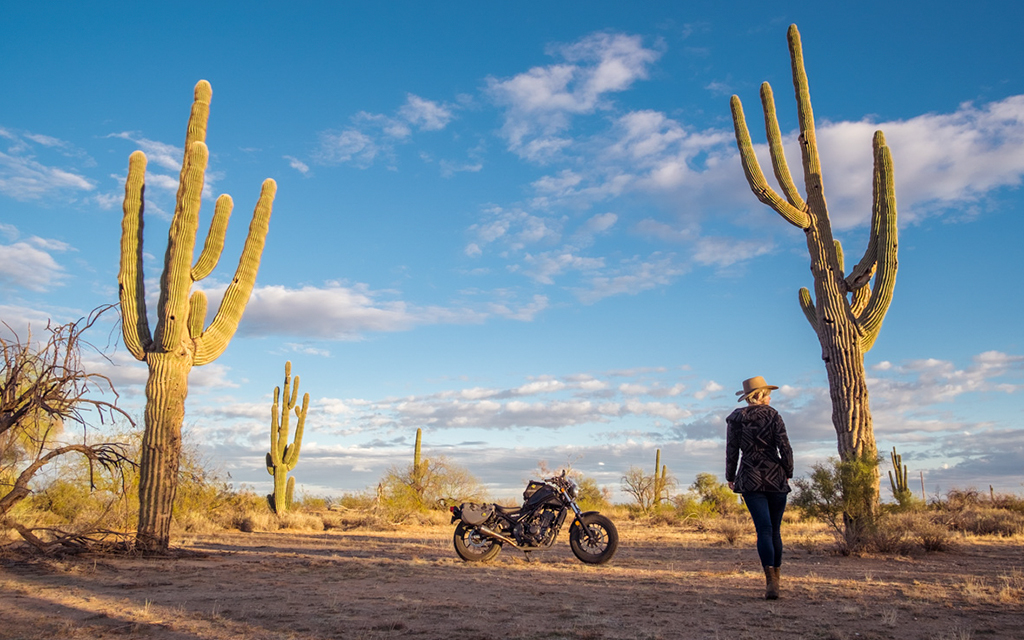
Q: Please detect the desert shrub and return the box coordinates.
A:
[690,473,742,516]
[948,507,1024,537]
[672,493,718,531]
[791,454,880,554]
[990,492,1024,513]
[911,515,955,552]
[233,511,277,533]
[714,516,749,545]
[293,493,331,512]
[276,511,324,531]
[869,512,917,554]
[378,456,485,520]
[575,476,612,511]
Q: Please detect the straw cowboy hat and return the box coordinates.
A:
[735,376,779,402]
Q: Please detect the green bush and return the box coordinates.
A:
[791,453,880,553]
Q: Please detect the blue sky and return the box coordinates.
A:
[2,1,1022,501]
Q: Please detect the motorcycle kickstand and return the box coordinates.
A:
[521,550,533,563]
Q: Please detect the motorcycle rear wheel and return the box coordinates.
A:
[569,513,618,564]
[453,522,502,562]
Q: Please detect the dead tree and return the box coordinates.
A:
[0,306,134,543]
[729,25,899,522]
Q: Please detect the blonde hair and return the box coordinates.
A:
[744,388,772,405]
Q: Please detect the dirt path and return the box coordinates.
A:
[1,523,1022,639]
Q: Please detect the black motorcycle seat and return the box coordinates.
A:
[492,504,520,514]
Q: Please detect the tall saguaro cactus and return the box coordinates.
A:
[119,80,276,550]
[267,361,309,514]
[730,25,898,517]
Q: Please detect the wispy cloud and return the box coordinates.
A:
[0,227,71,291]
[314,94,455,168]
[487,32,662,163]
[193,281,548,340]
[0,129,95,201]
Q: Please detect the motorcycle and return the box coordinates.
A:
[448,471,618,564]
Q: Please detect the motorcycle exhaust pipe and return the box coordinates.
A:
[477,526,518,547]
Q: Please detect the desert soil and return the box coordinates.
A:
[1,522,1022,639]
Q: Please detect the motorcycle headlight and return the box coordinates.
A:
[566,479,579,500]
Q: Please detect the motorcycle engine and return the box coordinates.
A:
[514,508,558,546]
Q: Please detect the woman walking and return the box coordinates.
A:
[726,376,794,600]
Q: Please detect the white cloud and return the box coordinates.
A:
[0,236,70,291]
[107,132,182,173]
[314,94,456,169]
[315,128,380,167]
[816,96,1024,227]
[284,155,310,175]
[691,236,773,268]
[522,251,604,285]
[212,282,548,340]
[399,94,454,131]
[0,150,95,201]
[487,32,661,162]
[575,253,686,304]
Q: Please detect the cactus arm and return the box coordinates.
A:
[787,25,828,214]
[798,287,818,332]
[188,291,207,340]
[191,194,233,281]
[850,282,871,317]
[282,391,305,466]
[730,96,810,229]
[269,387,281,464]
[856,133,898,352]
[283,392,307,468]
[184,80,212,151]
[834,240,844,274]
[153,141,208,352]
[846,132,890,291]
[119,150,152,360]
[760,83,807,211]
[193,179,275,366]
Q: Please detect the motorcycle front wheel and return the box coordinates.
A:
[569,513,619,564]
[453,522,502,562]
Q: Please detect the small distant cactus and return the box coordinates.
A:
[653,449,669,505]
[888,446,913,506]
[410,428,430,499]
[266,361,309,514]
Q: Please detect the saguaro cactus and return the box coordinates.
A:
[410,428,430,500]
[888,446,911,503]
[730,25,898,520]
[653,449,669,506]
[267,361,309,514]
[119,80,276,550]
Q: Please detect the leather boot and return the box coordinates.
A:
[773,566,781,590]
[764,565,779,600]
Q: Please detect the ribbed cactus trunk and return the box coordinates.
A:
[730,25,899,529]
[120,80,275,552]
[137,355,191,547]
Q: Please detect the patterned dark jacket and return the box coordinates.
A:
[725,404,794,493]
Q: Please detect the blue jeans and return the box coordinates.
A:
[742,491,787,567]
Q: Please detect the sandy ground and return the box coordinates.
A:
[1,521,1022,640]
